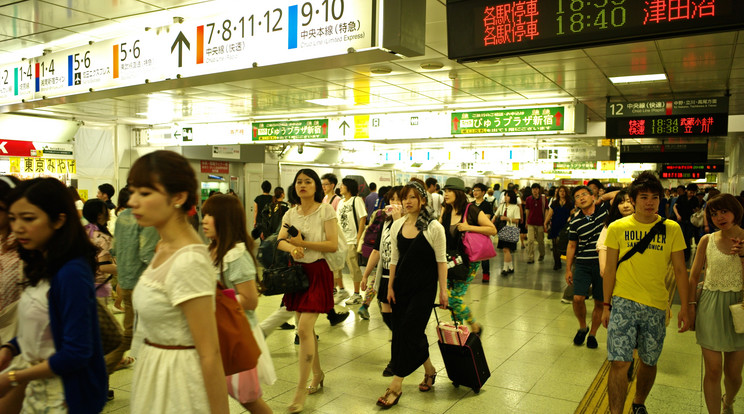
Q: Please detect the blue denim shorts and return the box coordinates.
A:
[607,296,667,366]
[573,260,603,301]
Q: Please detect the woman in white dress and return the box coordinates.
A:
[128,150,228,414]
[688,194,744,414]
[202,194,273,414]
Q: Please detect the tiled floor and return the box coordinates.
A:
[104,246,728,413]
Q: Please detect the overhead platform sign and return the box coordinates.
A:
[451,104,584,135]
[0,0,374,104]
[447,0,744,61]
[606,97,728,138]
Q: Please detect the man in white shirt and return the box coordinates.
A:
[335,177,368,305]
[425,178,444,219]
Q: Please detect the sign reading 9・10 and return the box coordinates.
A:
[446,0,744,61]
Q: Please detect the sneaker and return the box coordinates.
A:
[328,311,350,326]
[482,274,490,283]
[631,403,648,414]
[560,298,571,304]
[586,335,598,349]
[573,327,589,346]
[538,255,545,261]
[334,289,350,304]
[345,293,363,305]
[358,305,370,320]
[382,363,394,377]
[279,322,295,330]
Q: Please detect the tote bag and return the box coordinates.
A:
[460,204,497,262]
[499,225,520,244]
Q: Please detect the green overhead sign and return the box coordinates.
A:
[252,119,329,141]
[452,107,566,135]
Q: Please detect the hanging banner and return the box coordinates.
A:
[452,106,569,135]
[252,119,328,141]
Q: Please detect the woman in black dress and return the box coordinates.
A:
[377,179,448,408]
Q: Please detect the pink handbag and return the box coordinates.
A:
[461,204,497,262]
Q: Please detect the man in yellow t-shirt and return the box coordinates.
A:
[601,172,690,414]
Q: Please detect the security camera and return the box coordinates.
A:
[298,144,304,154]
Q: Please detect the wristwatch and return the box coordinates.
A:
[7,370,18,387]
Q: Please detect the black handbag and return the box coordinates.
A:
[447,251,470,281]
[260,239,309,296]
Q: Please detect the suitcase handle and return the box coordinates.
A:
[432,304,466,346]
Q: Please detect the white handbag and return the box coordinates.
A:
[729,303,744,334]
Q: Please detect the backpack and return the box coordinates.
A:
[361,209,387,258]
[258,201,288,238]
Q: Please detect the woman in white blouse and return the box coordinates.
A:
[276,168,339,413]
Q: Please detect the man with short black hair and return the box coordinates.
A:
[566,185,609,349]
[97,183,116,210]
[673,183,700,261]
[602,171,689,414]
[364,182,379,216]
[425,177,444,219]
[321,173,341,211]
[336,177,367,306]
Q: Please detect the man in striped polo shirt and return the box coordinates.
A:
[566,185,610,349]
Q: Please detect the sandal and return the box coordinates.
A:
[376,388,402,408]
[115,356,135,371]
[418,372,437,392]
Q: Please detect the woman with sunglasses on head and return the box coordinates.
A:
[440,177,497,337]
[0,177,107,413]
[202,194,273,414]
[127,150,228,414]
[378,178,448,408]
[688,194,744,414]
[276,168,339,413]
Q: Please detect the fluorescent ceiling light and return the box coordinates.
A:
[609,74,667,84]
[306,98,354,106]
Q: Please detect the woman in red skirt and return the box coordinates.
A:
[276,168,340,413]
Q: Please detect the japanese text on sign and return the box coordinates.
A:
[643,0,716,25]
[252,119,329,141]
[12,158,76,174]
[483,1,540,46]
[452,107,565,135]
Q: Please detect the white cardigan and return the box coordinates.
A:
[389,216,447,265]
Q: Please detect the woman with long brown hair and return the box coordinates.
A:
[202,194,273,413]
[544,185,573,271]
[440,177,496,336]
[377,178,448,408]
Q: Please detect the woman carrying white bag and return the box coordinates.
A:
[202,194,273,414]
[688,194,744,414]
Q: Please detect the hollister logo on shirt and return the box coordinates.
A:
[624,230,667,251]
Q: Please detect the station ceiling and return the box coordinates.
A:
[0,0,742,148]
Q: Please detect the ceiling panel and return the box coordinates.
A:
[0,2,104,27]
[0,16,55,37]
[41,0,160,18]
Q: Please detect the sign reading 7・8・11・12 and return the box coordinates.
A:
[252,119,329,141]
[451,107,565,135]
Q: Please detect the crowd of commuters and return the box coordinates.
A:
[0,153,742,414]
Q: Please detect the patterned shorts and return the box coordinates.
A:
[607,296,666,366]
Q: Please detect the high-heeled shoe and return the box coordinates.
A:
[376,388,402,408]
[307,372,325,394]
[418,372,437,392]
[287,402,304,413]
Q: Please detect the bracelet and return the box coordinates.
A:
[689,301,697,305]
[602,302,612,307]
